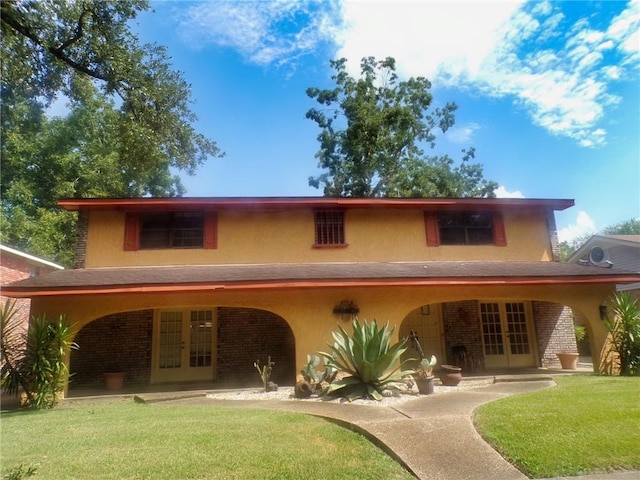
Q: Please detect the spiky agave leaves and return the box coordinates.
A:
[319,318,414,401]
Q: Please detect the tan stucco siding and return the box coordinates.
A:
[84,208,554,267]
[30,281,616,382]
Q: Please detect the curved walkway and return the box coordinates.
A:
[143,378,638,480]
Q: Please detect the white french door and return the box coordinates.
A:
[480,302,536,368]
[152,309,216,383]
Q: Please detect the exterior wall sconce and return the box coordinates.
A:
[333,300,359,322]
[599,305,608,321]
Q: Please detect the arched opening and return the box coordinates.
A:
[399,303,445,369]
[69,306,296,391]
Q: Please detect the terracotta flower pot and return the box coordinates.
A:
[439,365,462,386]
[557,352,579,370]
[415,376,435,395]
[104,372,125,390]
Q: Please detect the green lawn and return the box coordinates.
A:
[474,375,640,478]
[1,399,413,480]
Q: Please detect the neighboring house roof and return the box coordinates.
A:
[0,245,64,271]
[3,261,639,297]
[567,235,640,271]
[566,234,640,292]
[58,197,575,212]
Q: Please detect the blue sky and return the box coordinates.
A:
[133,0,639,243]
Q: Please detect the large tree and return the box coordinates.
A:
[306,56,497,198]
[1,0,222,265]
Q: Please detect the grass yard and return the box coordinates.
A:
[1,399,414,480]
[474,375,640,478]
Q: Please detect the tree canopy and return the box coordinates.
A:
[559,218,640,261]
[306,56,497,198]
[1,0,222,265]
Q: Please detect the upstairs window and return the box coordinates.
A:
[140,212,204,249]
[424,211,506,246]
[124,212,217,251]
[314,211,346,247]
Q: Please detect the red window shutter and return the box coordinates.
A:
[492,212,507,246]
[424,212,440,246]
[124,213,140,251]
[203,212,218,249]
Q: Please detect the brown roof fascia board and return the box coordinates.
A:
[4,275,639,298]
[57,197,575,212]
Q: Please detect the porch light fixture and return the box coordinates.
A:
[599,305,608,321]
[333,300,359,322]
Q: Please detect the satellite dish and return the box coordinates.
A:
[588,246,608,266]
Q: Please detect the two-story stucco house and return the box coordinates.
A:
[3,197,639,394]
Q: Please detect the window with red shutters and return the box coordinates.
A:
[124,212,217,250]
[425,211,507,246]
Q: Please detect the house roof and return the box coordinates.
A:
[0,245,64,270]
[57,197,575,212]
[3,261,638,297]
[567,234,640,264]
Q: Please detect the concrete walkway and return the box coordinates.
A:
[137,377,638,480]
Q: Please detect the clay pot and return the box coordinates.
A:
[294,380,313,398]
[557,352,580,370]
[415,376,435,395]
[438,365,462,386]
[104,372,125,390]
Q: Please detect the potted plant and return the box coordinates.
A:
[556,352,580,370]
[414,355,437,394]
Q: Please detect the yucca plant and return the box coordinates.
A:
[604,292,640,376]
[319,318,414,401]
[1,300,78,408]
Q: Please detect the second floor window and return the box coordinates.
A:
[124,211,217,251]
[141,212,204,248]
[314,211,346,246]
[424,211,507,246]
[438,212,493,245]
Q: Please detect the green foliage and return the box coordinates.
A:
[253,356,275,392]
[415,355,437,379]
[1,301,78,408]
[558,217,639,261]
[300,354,336,387]
[603,292,640,376]
[306,56,497,198]
[3,464,38,480]
[319,318,413,401]
[1,1,222,265]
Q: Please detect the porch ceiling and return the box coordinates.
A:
[3,261,640,297]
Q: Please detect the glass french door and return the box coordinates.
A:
[152,309,216,383]
[480,302,536,368]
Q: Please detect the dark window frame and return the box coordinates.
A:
[124,211,217,251]
[424,211,507,246]
[314,210,347,247]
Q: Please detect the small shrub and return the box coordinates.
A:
[3,464,38,480]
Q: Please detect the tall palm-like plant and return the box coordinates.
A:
[319,318,414,401]
[604,292,640,376]
[1,300,78,408]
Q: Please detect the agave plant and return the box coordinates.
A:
[319,318,414,401]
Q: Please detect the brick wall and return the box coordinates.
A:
[546,210,560,262]
[441,300,483,367]
[73,210,89,269]
[69,310,153,388]
[217,307,296,387]
[533,302,577,367]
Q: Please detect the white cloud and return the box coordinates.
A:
[494,186,525,199]
[177,0,639,147]
[178,1,343,67]
[557,211,596,243]
[446,123,480,144]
